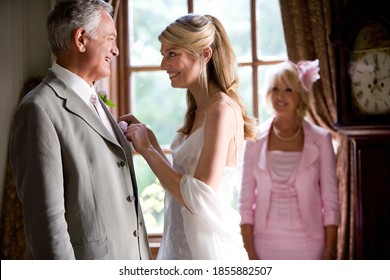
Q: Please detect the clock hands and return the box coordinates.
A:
[369,53,387,94]
[373,52,379,71]
[370,77,382,93]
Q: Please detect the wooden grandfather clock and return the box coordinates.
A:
[331,0,390,259]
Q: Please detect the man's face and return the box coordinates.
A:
[83,10,119,84]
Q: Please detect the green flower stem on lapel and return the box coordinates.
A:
[97,90,116,108]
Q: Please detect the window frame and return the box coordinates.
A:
[113,0,285,120]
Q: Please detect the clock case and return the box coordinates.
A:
[331,0,390,129]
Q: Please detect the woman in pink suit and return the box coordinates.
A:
[239,60,340,260]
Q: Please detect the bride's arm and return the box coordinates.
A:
[120,113,188,206]
[194,101,236,192]
[122,102,236,206]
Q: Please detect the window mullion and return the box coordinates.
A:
[251,0,259,118]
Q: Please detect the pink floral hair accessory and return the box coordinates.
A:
[296,59,320,93]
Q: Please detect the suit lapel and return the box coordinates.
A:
[99,91,140,199]
[44,71,140,202]
[43,71,119,147]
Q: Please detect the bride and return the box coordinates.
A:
[120,13,257,260]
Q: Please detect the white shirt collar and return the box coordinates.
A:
[51,62,96,107]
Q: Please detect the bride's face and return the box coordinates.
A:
[160,43,201,90]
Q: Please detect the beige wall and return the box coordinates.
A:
[0,0,52,215]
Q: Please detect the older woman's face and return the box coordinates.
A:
[270,79,300,117]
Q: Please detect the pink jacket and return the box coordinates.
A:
[239,118,340,238]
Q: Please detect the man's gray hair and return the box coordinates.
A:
[47,0,113,56]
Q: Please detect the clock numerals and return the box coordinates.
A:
[385,100,390,110]
[356,90,363,100]
[373,53,378,68]
[382,54,388,67]
[374,102,379,113]
[364,99,370,110]
[350,49,390,114]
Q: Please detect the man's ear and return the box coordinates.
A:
[202,46,213,63]
[74,28,88,52]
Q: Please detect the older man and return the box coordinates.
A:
[9,0,151,260]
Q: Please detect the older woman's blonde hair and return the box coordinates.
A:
[263,61,311,118]
[159,14,257,140]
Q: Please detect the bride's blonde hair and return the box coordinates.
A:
[159,14,257,140]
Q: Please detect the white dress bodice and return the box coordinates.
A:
[157,101,248,260]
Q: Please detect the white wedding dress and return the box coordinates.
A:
[157,101,249,260]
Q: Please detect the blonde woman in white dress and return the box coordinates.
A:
[120,14,257,259]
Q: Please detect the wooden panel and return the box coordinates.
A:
[352,135,390,259]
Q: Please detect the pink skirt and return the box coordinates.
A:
[254,234,324,260]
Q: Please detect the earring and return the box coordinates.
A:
[296,105,301,115]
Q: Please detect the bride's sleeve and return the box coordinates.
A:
[180,174,241,235]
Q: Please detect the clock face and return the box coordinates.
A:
[349,49,390,114]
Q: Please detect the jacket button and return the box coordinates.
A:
[126,195,135,202]
[119,161,126,167]
[133,230,139,237]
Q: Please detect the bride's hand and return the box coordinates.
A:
[124,122,151,155]
[118,113,141,125]
[117,113,143,137]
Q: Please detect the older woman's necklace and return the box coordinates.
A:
[273,123,302,141]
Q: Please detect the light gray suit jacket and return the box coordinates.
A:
[9,70,151,260]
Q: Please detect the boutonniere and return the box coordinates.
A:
[97,90,116,108]
[118,121,128,133]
